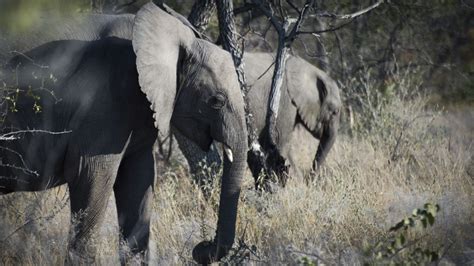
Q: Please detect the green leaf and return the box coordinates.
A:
[408,217,415,227]
[399,234,405,245]
[430,252,439,262]
[390,220,404,231]
[404,218,411,226]
[427,214,435,226]
[395,236,403,249]
[251,245,257,253]
[424,203,440,216]
[421,218,427,228]
[376,251,383,259]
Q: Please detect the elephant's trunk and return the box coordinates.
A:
[313,113,339,170]
[215,142,246,256]
[192,128,247,264]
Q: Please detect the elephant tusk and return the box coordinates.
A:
[222,143,234,163]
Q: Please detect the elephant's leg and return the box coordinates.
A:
[247,150,265,189]
[65,154,122,262]
[114,145,155,257]
[248,148,289,191]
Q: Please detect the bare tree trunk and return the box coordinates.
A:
[267,27,290,146]
[215,0,265,160]
[216,0,282,190]
[188,0,216,33]
[215,0,246,93]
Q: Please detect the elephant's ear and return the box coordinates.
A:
[132,2,194,138]
[287,71,326,131]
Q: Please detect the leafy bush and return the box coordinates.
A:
[364,203,441,265]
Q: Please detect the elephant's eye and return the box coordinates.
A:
[209,93,227,109]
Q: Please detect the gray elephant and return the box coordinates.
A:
[0,3,246,264]
[176,51,341,187]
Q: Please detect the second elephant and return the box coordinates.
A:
[176,52,342,187]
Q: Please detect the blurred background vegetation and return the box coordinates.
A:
[1,0,471,107]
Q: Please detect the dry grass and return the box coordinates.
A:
[0,90,473,264]
[150,97,473,264]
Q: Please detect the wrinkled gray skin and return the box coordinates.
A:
[176,52,341,186]
[0,3,247,264]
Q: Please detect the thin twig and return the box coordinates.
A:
[0,129,72,140]
[299,0,385,34]
[310,0,385,20]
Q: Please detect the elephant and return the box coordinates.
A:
[175,51,341,188]
[0,3,247,264]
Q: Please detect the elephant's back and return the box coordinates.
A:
[286,55,341,106]
[243,52,276,84]
[0,13,134,64]
[242,52,297,148]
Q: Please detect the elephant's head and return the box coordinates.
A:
[286,58,341,170]
[132,3,247,264]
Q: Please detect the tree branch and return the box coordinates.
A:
[299,0,385,35]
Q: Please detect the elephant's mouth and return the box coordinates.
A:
[172,114,235,162]
[202,135,213,151]
[171,114,214,151]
